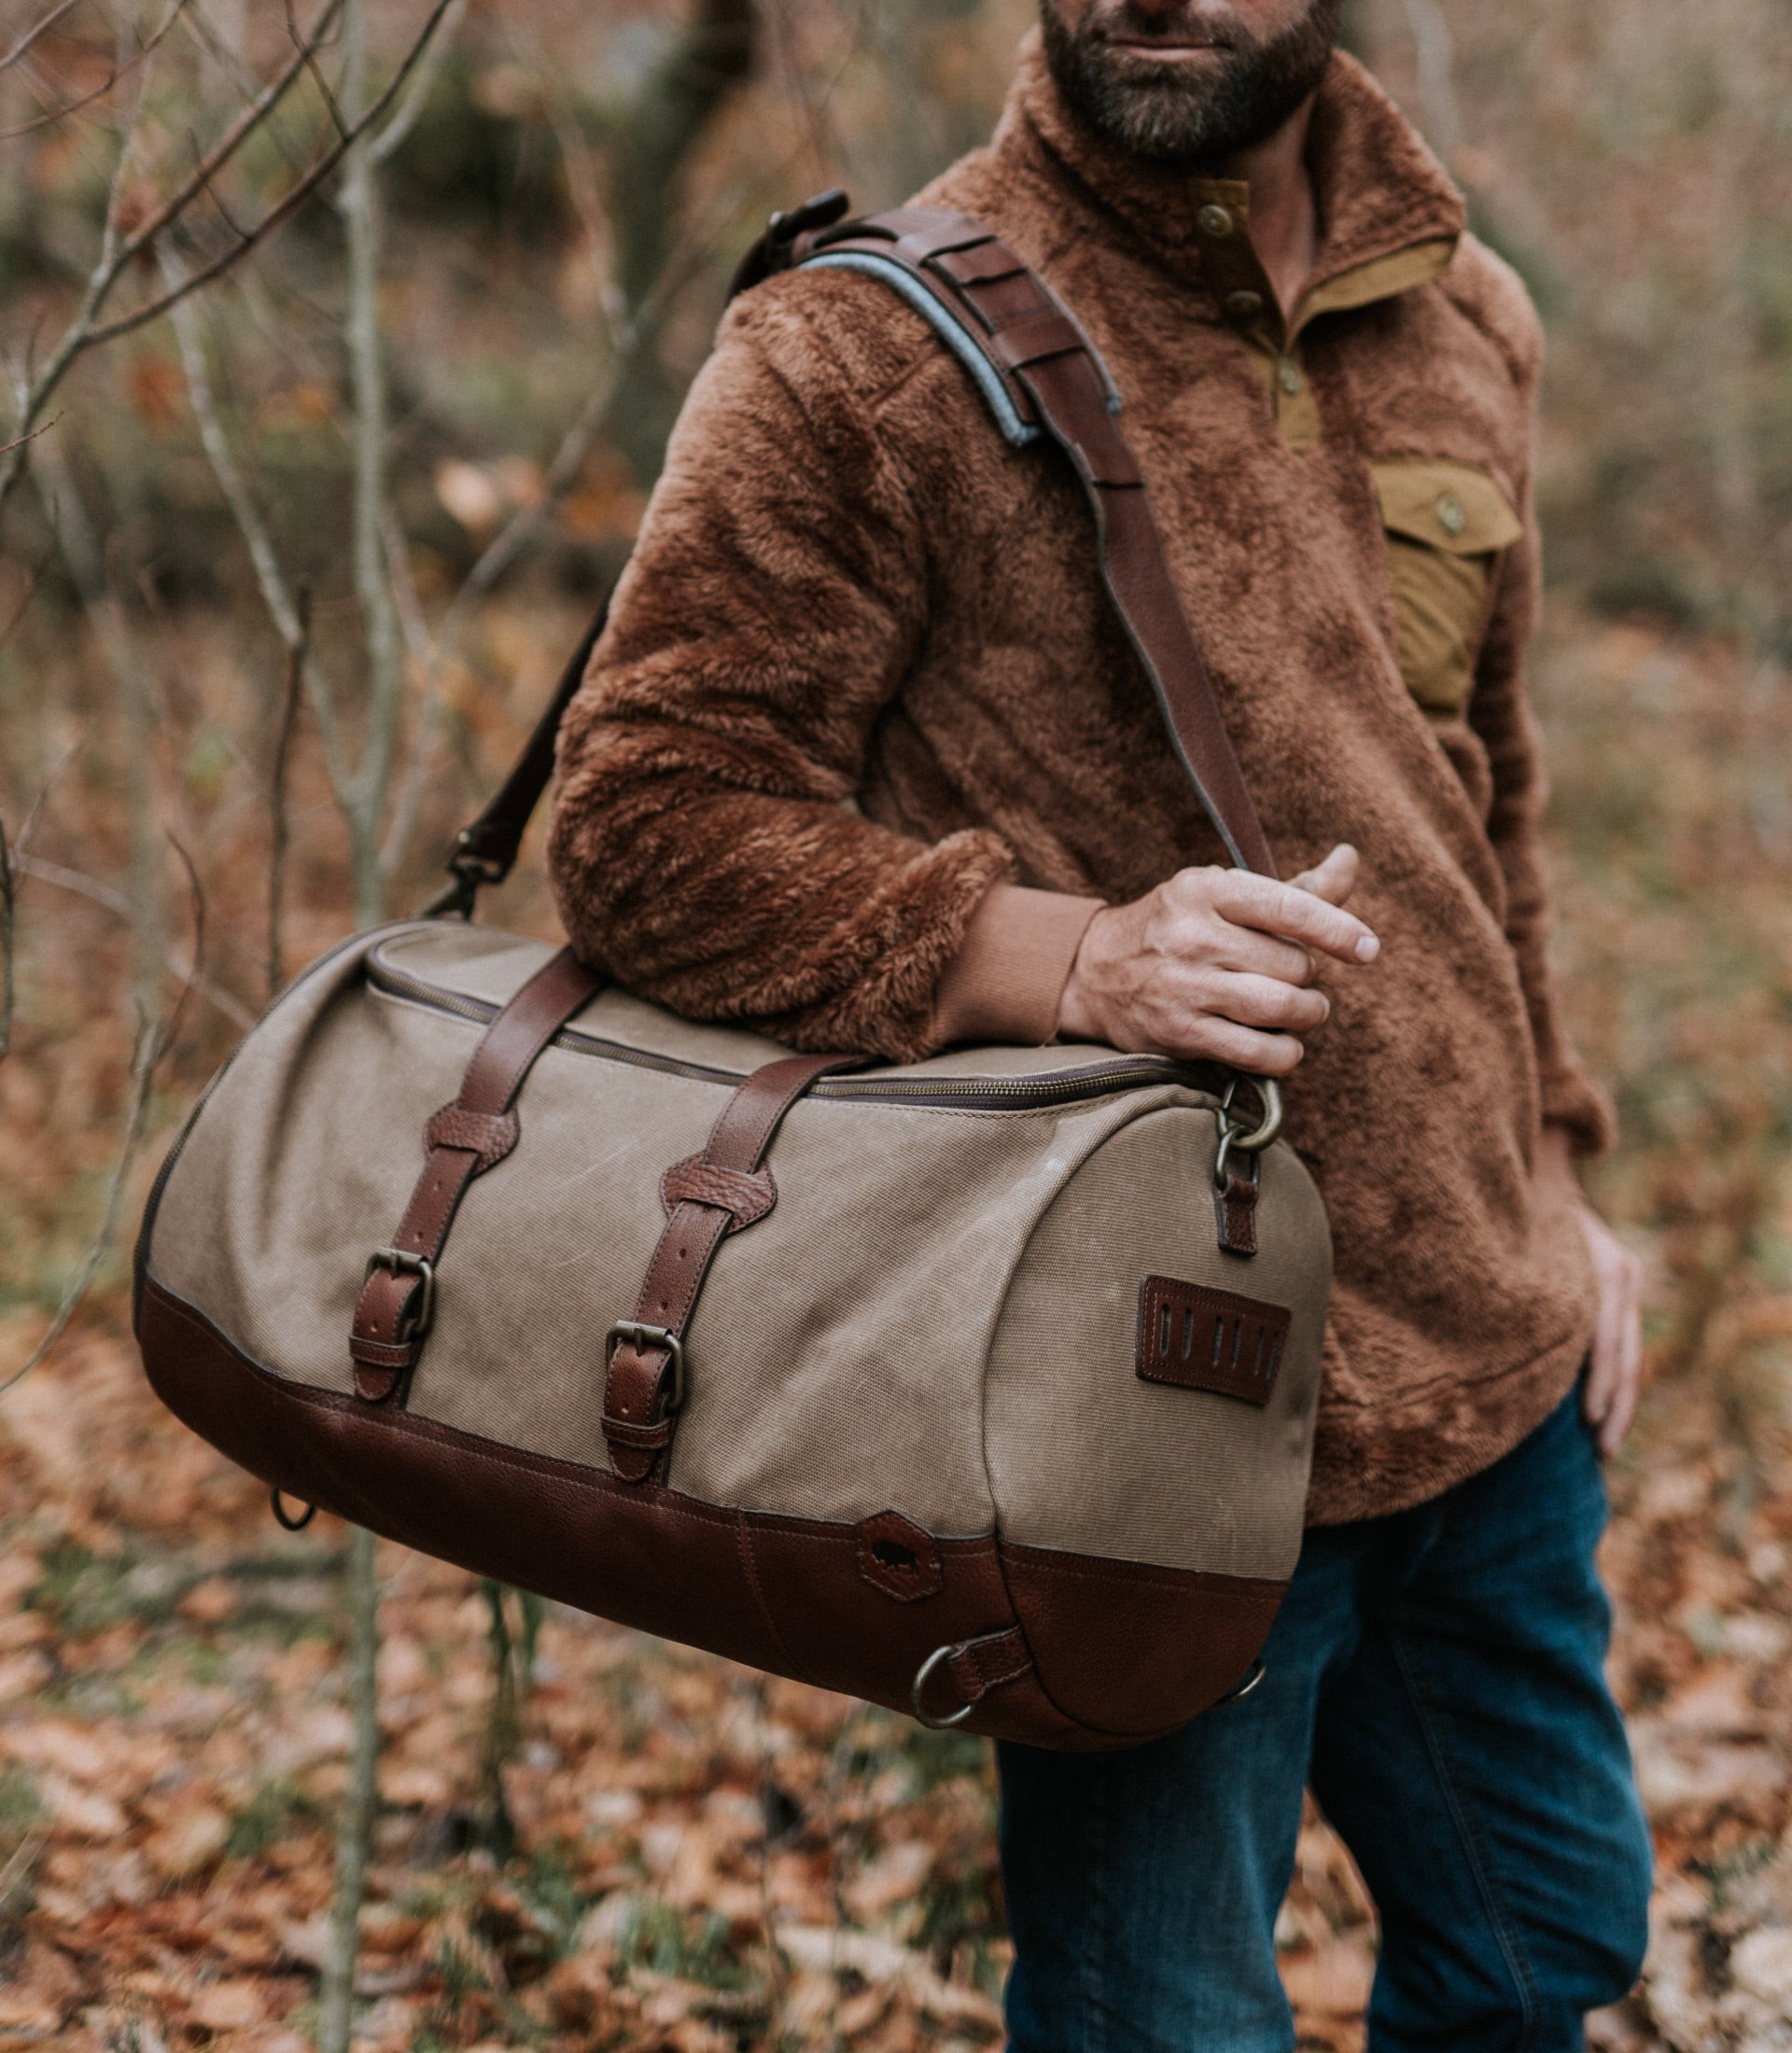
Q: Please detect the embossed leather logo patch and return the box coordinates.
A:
[1137,1275,1290,1406]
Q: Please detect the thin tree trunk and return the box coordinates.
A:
[341,0,401,929]
[316,1522,381,2053]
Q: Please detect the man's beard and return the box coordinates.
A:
[1039,0,1342,164]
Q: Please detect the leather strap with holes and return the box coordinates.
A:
[602,1052,858,1483]
[349,947,601,1403]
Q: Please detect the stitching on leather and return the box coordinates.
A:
[734,1510,799,1677]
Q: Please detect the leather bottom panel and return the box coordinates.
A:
[137,1277,1281,1751]
[999,1538,1285,1738]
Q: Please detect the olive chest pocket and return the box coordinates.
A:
[1369,458,1523,720]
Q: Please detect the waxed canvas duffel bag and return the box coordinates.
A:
[133,201,1333,1750]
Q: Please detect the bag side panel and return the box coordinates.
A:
[984,1104,1331,1584]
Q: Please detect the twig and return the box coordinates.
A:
[0,0,456,517]
[0,0,189,138]
[0,813,14,1064]
[0,0,85,77]
[161,247,346,787]
[367,0,464,164]
[0,412,62,461]
[82,0,456,354]
[268,590,309,999]
[13,851,253,1030]
[0,1003,170,1399]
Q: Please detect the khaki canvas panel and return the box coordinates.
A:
[1370,457,1523,719]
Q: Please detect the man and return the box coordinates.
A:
[548,1,1654,2044]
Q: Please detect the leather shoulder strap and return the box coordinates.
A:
[782,206,1276,877]
[425,191,1274,916]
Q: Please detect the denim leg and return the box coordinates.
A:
[998,1525,1374,2053]
[1309,1392,1654,2053]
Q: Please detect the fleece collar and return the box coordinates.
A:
[997,33,1465,331]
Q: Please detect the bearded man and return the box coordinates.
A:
[548,2,1654,2045]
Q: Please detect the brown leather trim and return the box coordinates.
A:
[1137,1275,1288,1404]
[140,1273,1284,1750]
[998,1537,1283,1738]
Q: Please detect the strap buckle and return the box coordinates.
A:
[606,1320,686,1412]
[365,1248,436,1339]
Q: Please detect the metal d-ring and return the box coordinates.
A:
[271,1487,316,1532]
[1213,1657,1267,1707]
[911,1643,977,1730]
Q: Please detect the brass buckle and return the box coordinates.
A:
[606,1320,686,1412]
[365,1248,436,1339]
[1214,1076,1281,1189]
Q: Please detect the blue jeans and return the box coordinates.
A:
[998,1389,1653,2053]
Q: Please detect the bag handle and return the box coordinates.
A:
[420,193,1275,919]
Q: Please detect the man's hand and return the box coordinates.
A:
[1057,843,1378,1074]
[1535,1127,1645,1458]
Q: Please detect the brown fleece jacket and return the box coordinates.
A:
[548,40,1611,1524]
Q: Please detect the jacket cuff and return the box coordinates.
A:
[927,885,1104,1052]
[1540,1067,1618,1159]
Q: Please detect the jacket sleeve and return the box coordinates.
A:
[548,279,1034,1061]
[1469,511,1617,1159]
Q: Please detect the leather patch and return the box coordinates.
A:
[1137,1275,1289,1406]
[854,1511,944,1603]
[660,1156,777,1231]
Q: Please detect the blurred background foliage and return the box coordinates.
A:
[1,3,1790,2048]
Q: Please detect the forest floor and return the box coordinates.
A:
[2,607,1791,2053]
[0,1310,1787,2053]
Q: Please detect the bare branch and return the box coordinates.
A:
[0,0,87,77]
[268,592,309,1000]
[368,0,465,164]
[0,0,357,512]
[13,852,254,1030]
[161,247,347,788]
[0,1001,170,1399]
[0,813,14,1064]
[84,0,457,349]
[0,0,189,140]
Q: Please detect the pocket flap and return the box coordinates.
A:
[1369,458,1522,556]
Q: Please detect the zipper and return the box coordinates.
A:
[366,946,1225,1112]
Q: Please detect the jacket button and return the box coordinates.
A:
[1223,289,1264,320]
[1197,203,1236,237]
[1278,358,1303,395]
[1436,492,1466,536]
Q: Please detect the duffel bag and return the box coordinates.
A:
[134,201,1333,1749]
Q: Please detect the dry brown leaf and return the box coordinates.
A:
[144,1803,230,1879]
[1280,1938,1375,2018]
